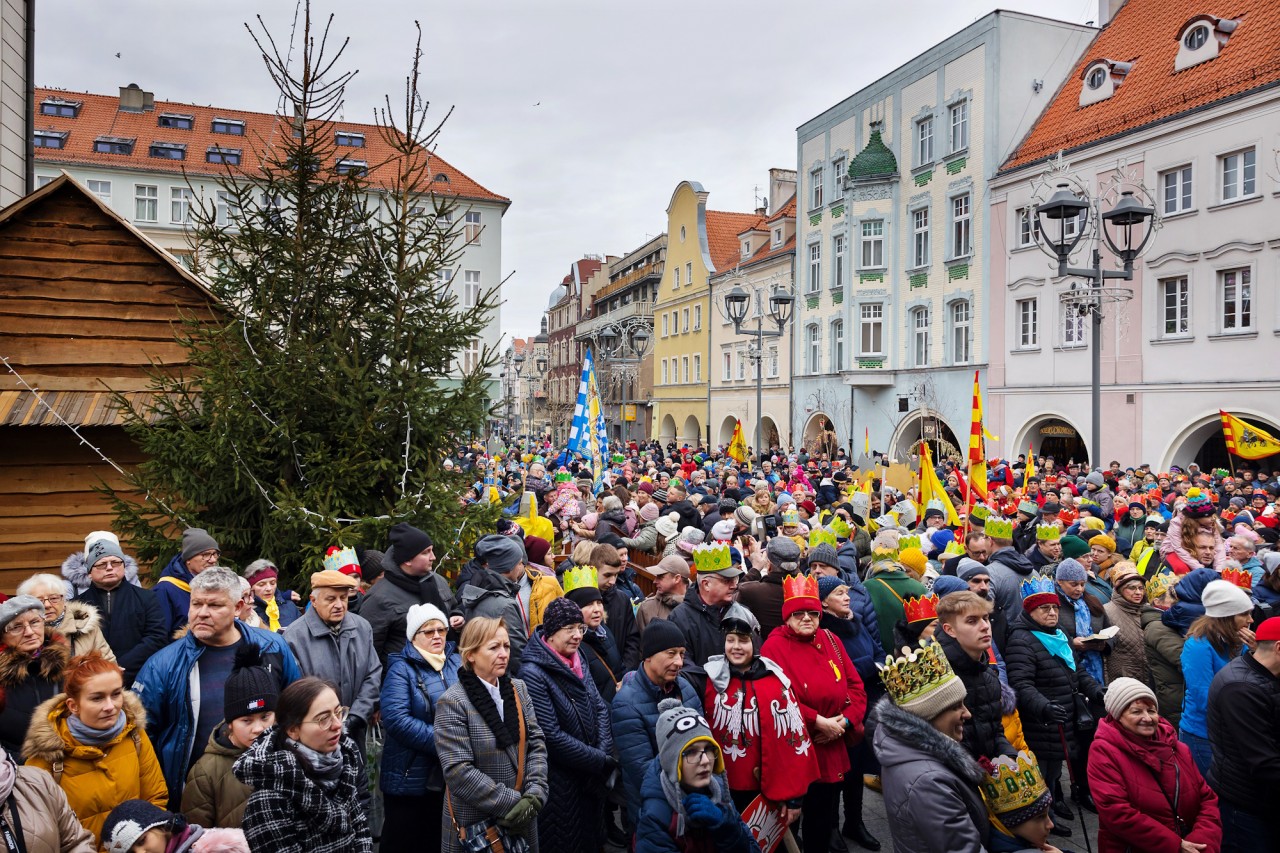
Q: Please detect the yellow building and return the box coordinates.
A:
[651,181,758,447]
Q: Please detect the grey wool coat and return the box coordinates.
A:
[434,677,549,853]
[282,608,383,724]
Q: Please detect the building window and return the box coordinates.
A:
[1016,206,1040,247]
[93,136,134,156]
[1017,298,1038,348]
[859,303,884,356]
[912,306,931,367]
[951,194,972,258]
[158,113,194,130]
[831,320,845,371]
[207,147,242,165]
[135,185,158,222]
[662,360,669,384]
[693,305,701,331]
[683,357,690,384]
[807,243,822,293]
[216,190,240,227]
[464,270,481,308]
[912,208,930,268]
[722,352,732,380]
[860,220,884,268]
[1063,308,1087,347]
[917,116,934,165]
[832,234,846,288]
[948,101,968,153]
[211,118,245,135]
[737,351,746,380]
[171,188,193,224]
[465,211,482,243]
[1159,276,1190,337]
[662,313,670,337]
[810,167,824,210]
[462,340,480,373]
[40,98,81,117]
[685,262,692,287]
[806,324,820,374]
[951,300,971,364]
[149,142,186,160]
[1220,148,1256,201]
[36,175,54,188]
[1160,165,1193,215]
[772,228,783,247]
[832,156,846,192]
[33,130,67,149]
[674,266,681,289]
[336,158,368,176]
[768,345,779,378]
[86,180,111,203]
[335,131,365,147]
[693,355,701,382]
[1220,267,1252,332]
[741,239,751,258]
[682,308,690,333]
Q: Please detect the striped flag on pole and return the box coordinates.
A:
[567,349,609,493]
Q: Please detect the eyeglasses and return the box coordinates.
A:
[91,559,124,570]
[415,626,447,638]
[681,746,718,764]
[556,625,587,635]
[35,595,65,606]
[4,618,44,637]
[792,611,821,622]
[194,549,221,560]
[305,706,349,728]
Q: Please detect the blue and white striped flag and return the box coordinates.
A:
[566,349,609,493]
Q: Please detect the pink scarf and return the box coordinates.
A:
[549,643,584,679]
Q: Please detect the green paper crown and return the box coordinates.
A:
[829,517,851,539]
[1035,523,1061,542]
[809,528,838,549]
[984,518,1013,539]
[969,504,991,522]
[692,542,732,575]
[898,534,922,552]
[562,565,598,593]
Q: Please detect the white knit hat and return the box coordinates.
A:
[405,602,449,642]
[1201,579,1253,618]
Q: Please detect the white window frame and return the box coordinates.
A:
[693,354,701,383]
[86,180,111,203]
[810,167,824,210]
[722,351,732,381]
[859,220,884,269]
[1062,306,1087,348]
[859,303,884,356]
[1219,266,1252,332]
[831,320,845,372]
[1159,165,1193,215]
[662,360,669,384]
[1017,298,1038,349]
[767,345,779,378]
[682,356,690,384]
[806,324,820,374]
[950,300,971,365]
[737,351,746,380]
[911,306,931,367]
[911,208,930,268]
[464,211,482,244]
[1219,148,1256,202]
[917,116,934,165]
[1016,206,1040,248]
[807,243,822,294]
[693,305,701,331]
[832,233,846,289]
[134,185,158,222]
[1158,275,1190,338]
[831,156,846,193]
[948,100,968,153]
[685,263,692,288]
[772,228,783,248]
[674,266,681,289]
[682,308,690,333]
[170,187,193,225]
[215,190,240,227]
[950,194,972,259]
[464,270,481,308]
[662,313,670,337]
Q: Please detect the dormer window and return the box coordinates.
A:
[741,240,751,258]
[772,228,783,247]
[40,98,81,118]
[93,136,135,156]
[33,130,67,149]
[1079,59,1133,107]
[335,131,365,147]
[148,141,186,160]
[211,118,245,135]
[158,113,194,130]
[1175,15,1238,71]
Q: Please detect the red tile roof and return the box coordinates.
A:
[766,196,797,223]
[706,209,766,273]
[1002,0,1280,171]
[33,87,509,204]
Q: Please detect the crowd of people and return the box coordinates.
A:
[2,439,1279,853]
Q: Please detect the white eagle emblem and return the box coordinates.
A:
[771,695,812,756]
[712,688,758,760]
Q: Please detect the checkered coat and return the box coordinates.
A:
[435,678,548,853]
[232,729,372,853]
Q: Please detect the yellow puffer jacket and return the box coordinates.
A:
[22,692,167,844]
[524,565,564,630]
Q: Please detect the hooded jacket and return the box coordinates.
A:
[22,692,167,843]
[74,581,168,684]
[986,546,1037,632]
[233,730,372,853]
[457,568,529,675]
[358,552,458,668]
[633,755,756,853]
[611,667,702,825]
[51,601,115,663]
[60,551,142,598]
[7,764,96,853]
[378,642,462,797]
[153,553,196,636]
[0,638,69,759]
[871,697,990,853]
[181,724,253,828]
[1142,606,1186,727]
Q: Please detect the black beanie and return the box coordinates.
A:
[389,522,433,566]
[565,586,602,608]
[641,619,687,660]
[223,645,279,722]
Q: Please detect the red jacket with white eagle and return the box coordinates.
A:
[701,655,820,802]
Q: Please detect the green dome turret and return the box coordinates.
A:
[847,124,898,182]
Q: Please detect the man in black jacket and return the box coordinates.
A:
[936,591,1015,762]
[664,482,701,532]
[75,538,169,683]
[669,558,749,666]
[1207,617,1280,851]
[593,543,642,672]
[358,522,459,667]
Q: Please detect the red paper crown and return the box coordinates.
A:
[904,594,939,624]
[783,573,820,602]
[1220,568,1253,590]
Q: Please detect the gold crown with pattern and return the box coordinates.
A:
[809,528,837,549]
[984,518,1014,539]
[877,639,960,708]
[692,542,732,574]
[980,751,1052,826]
[1145,571,1176,603]
[1035,523,1061,542]
[562,565,599,593]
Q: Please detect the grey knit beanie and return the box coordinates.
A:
[180,528,219,562]
[655,697,721,784]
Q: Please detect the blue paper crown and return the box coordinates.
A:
[1020,572,1056,601]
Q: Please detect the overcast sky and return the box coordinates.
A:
[40,0,1095,341]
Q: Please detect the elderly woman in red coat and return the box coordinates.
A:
[760,574,866,853]
[1087,677,1221,853]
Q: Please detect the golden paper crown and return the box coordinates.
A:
[809,528,837,549]
[323,546,358,574]
[1220,567,1253,590]
[903,594,938,624]
[869,546,900,564]
[981,751,1051,823]
[876,639,958,707]
[969,504,991,522]
[1035,523,1061,542]
[899,534,922,552]
[984,518,1013,539]
[782,573,820,603]
[692,542,732,574]
[781,508,800,525]
[942,541,965,557]
[828,516,851,539]
[1145,570,1176,603]
[562,565,599,593]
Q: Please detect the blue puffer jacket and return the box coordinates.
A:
[1161,569,1218,635]
[611,667,701,825]
[133,621,302,809]
[379,642,462,796]
[633,756,756,853]
[834,543,886,662]
[153,553,194,636]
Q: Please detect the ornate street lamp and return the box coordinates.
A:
[724,281,793,466]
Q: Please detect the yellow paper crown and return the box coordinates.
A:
[876,639,958,707]
[828,516,851,539]
[898,534,922,552]
[984,518,1014,539]
[1220,567,1253,590]
[980,751,1051,822]
[562,565,599,593]
[942,540,965,557]
[1035,523,1061,542]
[969,504,991,522]
[692,542,732,575]
[1145,570,1176,603]
[809,528,837,549]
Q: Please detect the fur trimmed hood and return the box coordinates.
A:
[58,600,102,640]
[61,551,142,596]
[869,695,986,785]
[22,690,148,764]
[0,636,70,689]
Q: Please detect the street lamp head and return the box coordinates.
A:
[1100,190,1156,264]
[513,354,525,369]
[1035,183,1089,263]
[769,287,794,328]
[631,326,651,357]
[535,357,547,373]
[598,326,618,355]
[725,285,751,327]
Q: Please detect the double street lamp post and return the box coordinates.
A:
[596,324,651,446]
[724,285,794,466]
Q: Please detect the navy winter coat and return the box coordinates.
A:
[633,756,756,853]
[520,631,614,853]
[611,667,701,825]
[581,625,622,702]
[379,642,462,796]
[74,580,169,684]
[153,553,195,636]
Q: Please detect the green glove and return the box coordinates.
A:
[498,795,539,830]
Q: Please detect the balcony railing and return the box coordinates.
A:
[575,299,654,340]
[597,261,664,301]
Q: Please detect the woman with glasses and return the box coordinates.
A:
[0,596,70,759]
[518,597,614,853]
[18,574,114,662]
[761,576,867,853]
[434,617,548,853]
[234,676,372,853]
[379,604,462,853]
